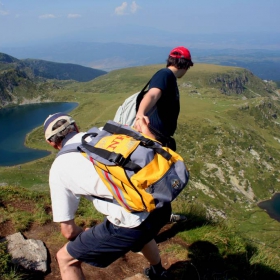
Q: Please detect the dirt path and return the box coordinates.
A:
[0,192,191,279]
[3,221,190,280]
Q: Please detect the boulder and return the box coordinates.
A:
[1,232,47,272]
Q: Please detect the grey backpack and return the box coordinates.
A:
[113,80,150,126]
[58,121,189,212]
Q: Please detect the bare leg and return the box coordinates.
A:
[141,239,160,265]
[56,244,85,280]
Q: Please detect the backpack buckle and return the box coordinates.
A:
[142,139,154,146]
[112,153,126,166]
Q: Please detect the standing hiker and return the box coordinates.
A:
[134,46,193,223]
[134,46,193,152]
[44,112,171,280]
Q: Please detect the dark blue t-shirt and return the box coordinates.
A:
[148,68,180,136]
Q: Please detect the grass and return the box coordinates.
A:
[0,187,105,280]
[1,63,280,278]
[0,241,25,280]
[0,186,52,232]
[75,197,105,228]
[161,243,188,261]
[0,186,104,232]
[165,200,280,279]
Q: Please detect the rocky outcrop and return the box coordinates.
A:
[0,69,30,106]
[209,69,276,97]
[1,232,48,272]
[209,72,250,95]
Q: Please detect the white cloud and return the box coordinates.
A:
[130,1,140,14]
[39,14,56,19]
[115,2,128,15]
[67,14,81,18]
[115,1,140,16]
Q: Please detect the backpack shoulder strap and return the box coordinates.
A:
[80,132,142,172]
[136,79,151,112]
[140,79,151,92]
[136,69,162,112]
[104,122,154,145]
[103,121,172,161]
[56,143,80,157]
[56,138,117,205]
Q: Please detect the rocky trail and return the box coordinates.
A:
[1,219,196,280]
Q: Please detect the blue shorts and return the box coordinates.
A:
[66,203,171,267]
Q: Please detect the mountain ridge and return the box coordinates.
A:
[0,52,107,108]
[1,42,280,82]
[1,63,280,278]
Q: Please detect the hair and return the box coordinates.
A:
[166,56,193,69]
[48,119,77,145]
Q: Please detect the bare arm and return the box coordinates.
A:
[60,219,84,241]
[134,88,162,132]
[136,87,162,119]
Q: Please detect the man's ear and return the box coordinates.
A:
[74,123,79,133]
[46,139,59,150]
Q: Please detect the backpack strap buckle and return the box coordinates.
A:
[142,139,154,146]
[110,153,126,166]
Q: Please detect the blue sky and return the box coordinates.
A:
[0,0,280,48]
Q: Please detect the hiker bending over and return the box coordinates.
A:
[44,112,171,280]
[134,46,193,151]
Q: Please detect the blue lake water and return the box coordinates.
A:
[0,102,77,166]
[258,193,280,222]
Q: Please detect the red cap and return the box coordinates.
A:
[169,46,193,64]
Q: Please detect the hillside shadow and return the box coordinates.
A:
[165,241,280,280]
[154,213,280,279]
[155,212,213,243]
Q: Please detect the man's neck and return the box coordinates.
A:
[167,66,180,78]
[168,66,187,79]
[59,131,78,150]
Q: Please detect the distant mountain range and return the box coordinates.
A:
[0,52,106,82]
[1,42,280,82]
[0,52,106,108]
[1,48,279,108]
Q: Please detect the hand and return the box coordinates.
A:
[134,116,150,132]
[60,219,84,240]
[133,117,156,139]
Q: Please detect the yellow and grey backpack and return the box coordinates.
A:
[58,120,189,212]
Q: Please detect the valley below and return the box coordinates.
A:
[1,61,280,279]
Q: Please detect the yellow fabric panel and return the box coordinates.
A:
[80,133,186,213]
[94,165,156,212]
[95,134,139,158]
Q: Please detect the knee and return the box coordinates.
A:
[56,245,83,278]
[56,247,66,263]
[56,245,76,269]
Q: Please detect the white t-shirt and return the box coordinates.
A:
[49,132,149,228]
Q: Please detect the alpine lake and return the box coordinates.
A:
[0,102,77,166]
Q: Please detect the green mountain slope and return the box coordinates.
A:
[20,59,106,82]
[1,63,280,277]
[0,52,19,64]
[0,52,106,82]
[0,67,59,107]
[0,52,107,108]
